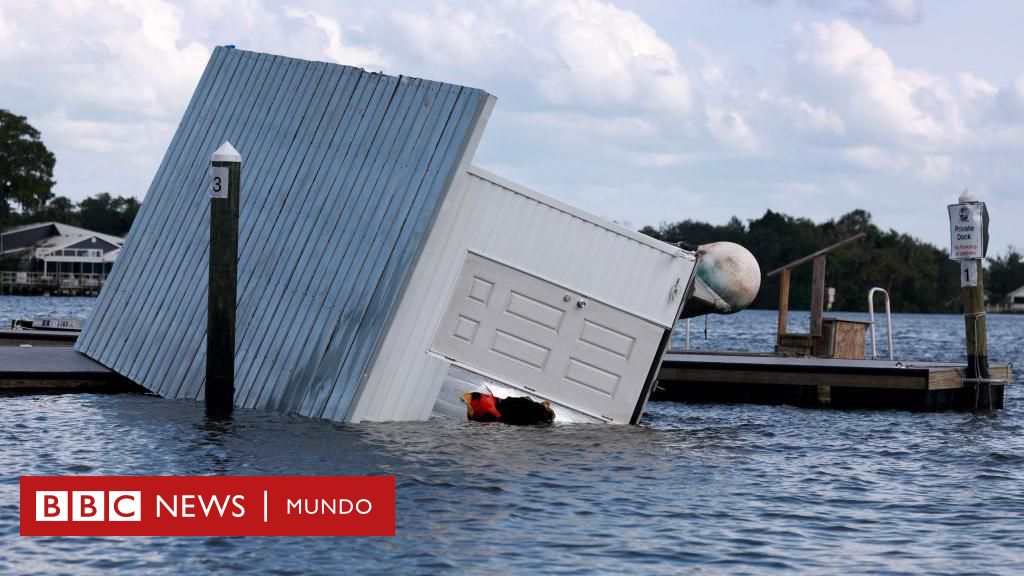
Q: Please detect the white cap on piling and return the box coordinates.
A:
[212,141,242,163]
[959,187,978,203]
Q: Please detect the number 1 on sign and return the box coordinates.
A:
[210,166,229,199]
[960,260,978,287]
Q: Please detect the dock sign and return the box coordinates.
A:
[947,202,984,260]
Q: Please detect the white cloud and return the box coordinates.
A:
[759,91,846,136]
[707,108,760,153]
[389,2,519,69]
[388,0,695,118]
[799,0,924,24]
[0,0,210,200]
[37,108,174,155]
[996,76,1024,121]
[623,151,699,168]
[840,146,910,171]
[918,154,953,180]
[542,0,693,116]
[841,147,962,182]
[791,20,969,147]
[1,0,208,120]
[2,0,1023,253]
[0,6,15,50]
[284,7,387,70]
[508,111,658,139]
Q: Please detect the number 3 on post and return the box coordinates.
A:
[210,166,229,199]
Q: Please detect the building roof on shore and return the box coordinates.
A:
[1,221,124,255]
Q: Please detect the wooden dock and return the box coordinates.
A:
[0,346,140,394]
[0,341,1012,411]
[0,271,107,296]
[656,351,1012,410]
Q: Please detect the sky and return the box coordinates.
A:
[1,0,1022,253]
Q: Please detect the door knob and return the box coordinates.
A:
[576,299,587,309]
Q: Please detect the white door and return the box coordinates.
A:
[430,252,665,423]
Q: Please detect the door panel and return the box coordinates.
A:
[430,252,665,423]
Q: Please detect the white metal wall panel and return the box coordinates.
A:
[430,252,665,423]
[76,47,492,422]
[350,166,695,422]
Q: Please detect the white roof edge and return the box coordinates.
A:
[466,164,688,258]
[50,223,124,245]
[212,141,242,162]
[46,233,122,252]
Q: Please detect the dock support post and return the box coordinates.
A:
[810,255,825,338]
[206,142,241,416]
[949,190,991,409]
[776,269,790,336]
[963,259,991,408]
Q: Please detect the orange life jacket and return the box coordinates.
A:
[470,393,502,420]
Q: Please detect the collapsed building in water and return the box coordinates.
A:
[77,47,757,424]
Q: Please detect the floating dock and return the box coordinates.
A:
[655,351,1012,410]
[0,342,1012,412]
[0,346,139,394]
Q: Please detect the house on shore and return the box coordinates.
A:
[991,284,1024,313]
[0,222,124,295]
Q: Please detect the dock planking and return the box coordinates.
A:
[655,351,1012,410]
[0,346,142,394]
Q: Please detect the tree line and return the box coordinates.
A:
[1,108,138,237]
[641,210,1024,313]
[9,192,140,238]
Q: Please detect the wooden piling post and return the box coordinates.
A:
[206,141,241,415]
[964,259,991,406]
[948,190,991,408]
[810,255,826,338]
[776,269,790,337]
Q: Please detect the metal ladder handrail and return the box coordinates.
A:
[868,287,894,360]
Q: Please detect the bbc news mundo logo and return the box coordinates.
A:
[21,476,395,536]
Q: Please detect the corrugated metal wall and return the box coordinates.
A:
[350,166,695,422]
[76,47,492,420]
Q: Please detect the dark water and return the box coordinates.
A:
[0,295,94,328]
[2,296,1023,574]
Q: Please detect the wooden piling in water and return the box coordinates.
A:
[963,259,991,407]
[949,190,993,409]
[206,142,241,415]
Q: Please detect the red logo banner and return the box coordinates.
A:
[20,476,395,536]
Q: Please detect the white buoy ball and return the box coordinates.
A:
[691,242,761,314]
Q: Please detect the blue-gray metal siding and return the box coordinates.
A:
[76,47,491,420]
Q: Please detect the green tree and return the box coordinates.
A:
[642,209,962,313]
[35,196,80,226]
[78,192,139,236]
[0,109,56,220]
